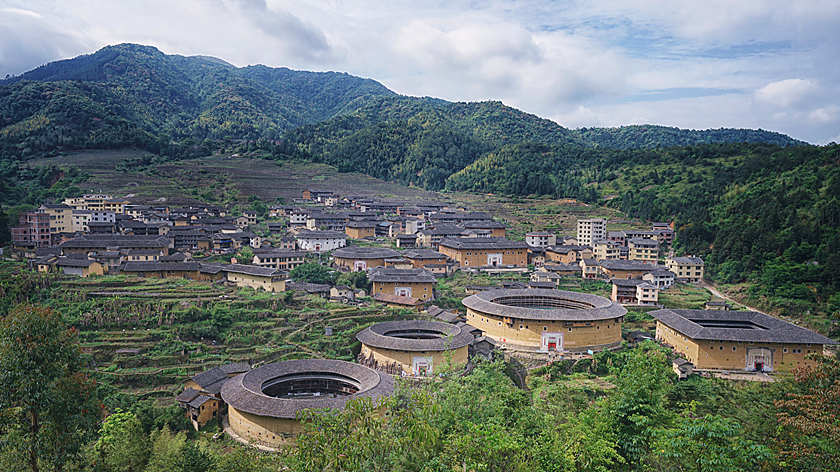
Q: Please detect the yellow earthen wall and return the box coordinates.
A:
[465,308,622,350]
[360,344,468,375]
[373,281,434,301]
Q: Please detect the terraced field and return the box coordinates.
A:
[13,268,422,406]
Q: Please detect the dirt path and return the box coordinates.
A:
[701,282,768,314]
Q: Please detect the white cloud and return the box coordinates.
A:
[1,0,839,143]
[755,79,818,108]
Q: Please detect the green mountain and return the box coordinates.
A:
[0,43,395,158]
[1,43,805,163]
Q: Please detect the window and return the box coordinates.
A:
[543,326,547,331]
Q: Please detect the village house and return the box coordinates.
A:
[593,239,622,261]
[526,246,545,267]
[403,219,426,235]
[652,309,838,372]
[124,249,160,262]
[438,237,529,267]
[530,270,563,288]
[396,233,418,248]
[606,231,626,246]
[288,209,310,228]
[401,249,448,268]
[11,211,51,248]
[579,258,600,279]
[543,262,581,277]
[462,220,506,238]
[576,218,606,246]
[611,278,659,306]
[56,257,105,277]
[302,189,336,202]
[642,267,676,290]
[295,230,346,253]
[345,220,377,239]
[332,246,400,271]
[417,224,466,248]
[179,362,251,430]
[628,238,659,262]
[38,204,73,234]
[666,256,705,283]
[306,212,347,231]
[525,231,557,247]
[369,267,437,301]
[122,262,202,280]
[545,245,593,264]
[222,264,286,292]
[252,249,306,271]
[599,260,657,279]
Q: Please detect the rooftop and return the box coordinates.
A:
[356,320,474,352]
[651,309,838,345]
[369,267,436,283]
[462,288,626,321]
[220,359,394,419]
[438,237,528,250]
[332,246,400,259]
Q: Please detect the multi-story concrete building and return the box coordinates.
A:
[576,218,606,246]
[525,231,557,248]
[11,211,51,247]
[611,278,659,306]
[666,256,705,283]
[593,240,622,261]
[295,230,346,253]
[39,204,73,234]
[628,238,659,262]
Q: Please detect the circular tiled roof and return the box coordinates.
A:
[462,288,626,321]
[220,359,394,419]
[356,320,474,352]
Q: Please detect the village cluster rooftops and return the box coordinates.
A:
[651,309,837,345]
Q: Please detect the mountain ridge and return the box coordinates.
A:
[0,43,806,163]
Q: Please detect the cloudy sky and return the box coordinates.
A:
[2,0,839,143]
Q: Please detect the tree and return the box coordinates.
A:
[91,409,149,472]
[774,356,840,470]
[605,344,674,464]
[0,304,100,472]
[336,271,371,291]
[649,411,772,471]
[289,262,336,285]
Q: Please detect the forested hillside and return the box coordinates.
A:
[1,43,805,164]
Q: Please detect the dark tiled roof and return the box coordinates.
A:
[176,388,201,403]
[670,256,704,265]
[188,395,215,409]
[56,256,95,268]
[462,288,626,321]
[463,220,506,229]
[369,268,436,283]
[356,320,473,351]
[122,262,200,272]
[295,230,347,239]
[60,235,170,249]
[286,282,331,293]
[651,309,838,345]
[222,263,283,277]
[332,246,400,259]
[628,238,659,247]
[346,221,377,228]
[438,237,528,250]
[374,293,421,306]
[220,359,394,419]
[546,245,589,254]
[191,366,228,394]
[600,260,656,271]
[402,249,446,260]
[419,224,465,236]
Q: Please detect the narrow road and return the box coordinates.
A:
[700,281,768,314]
